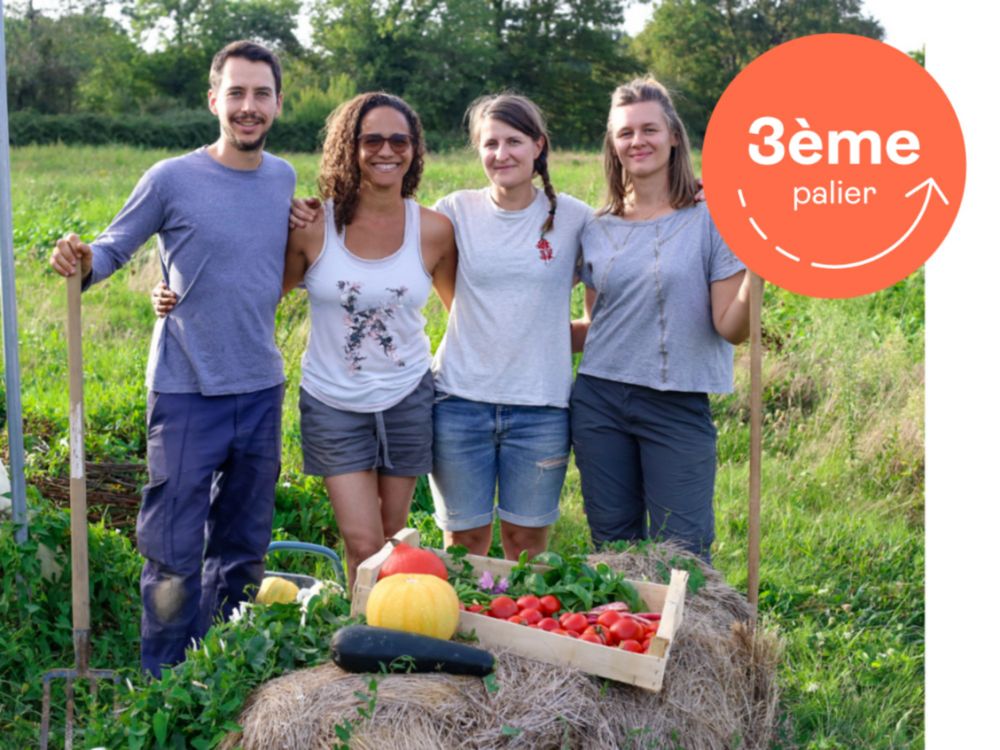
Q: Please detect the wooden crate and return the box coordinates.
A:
[352,528,687,691]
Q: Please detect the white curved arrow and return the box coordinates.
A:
[809,177,949,269]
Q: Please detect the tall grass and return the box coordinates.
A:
[2,144,923,749]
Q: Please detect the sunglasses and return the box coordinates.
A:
[358,133,413,153]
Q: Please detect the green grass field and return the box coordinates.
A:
[1,144,924,749]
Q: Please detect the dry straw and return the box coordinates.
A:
[224,543,783,750]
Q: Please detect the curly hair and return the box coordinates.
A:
[467,92,558,237]
[318,92,425,232]
[601,76,698,217]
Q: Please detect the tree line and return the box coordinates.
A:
[4,0,885,150]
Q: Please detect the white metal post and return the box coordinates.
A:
[1,0,30,544]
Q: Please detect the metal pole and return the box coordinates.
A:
[0,0,30,545]
[747,272,764,619]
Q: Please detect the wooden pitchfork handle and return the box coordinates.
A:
[747,271,764,621]
[66,268,91,667]
[39,269,118,750]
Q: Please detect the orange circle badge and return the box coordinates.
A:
[702,34,965,298]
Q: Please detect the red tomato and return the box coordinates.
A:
[579,633,603,645]
[561,612,588,634]
[596,610,623,629]
[489,596,518,620]
[516,595,541,612]
[619,639,644,653]
[538,617,559,632]
[539,595,562,616]
[581,625,607,644]
[507,615,525,625]
[467,603,484,614]
[641,638,652,652]
[609,618,641,643]
[519,607,543,625]
[552,628,571,636]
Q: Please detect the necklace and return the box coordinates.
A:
[593,207,696,292]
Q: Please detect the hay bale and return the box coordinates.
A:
[225,543,782,750]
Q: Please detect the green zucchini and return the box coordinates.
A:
[330,625,494,676]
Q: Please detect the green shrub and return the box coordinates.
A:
[8,110,326,152]
[0,502,142,747]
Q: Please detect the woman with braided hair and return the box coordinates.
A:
[429,93,592,560]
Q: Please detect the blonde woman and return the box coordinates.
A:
[572,77,750,562]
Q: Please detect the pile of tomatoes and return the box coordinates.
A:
[460,595,660,655]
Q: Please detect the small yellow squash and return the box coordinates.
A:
[256,576,300,605]
[365,573,460,639]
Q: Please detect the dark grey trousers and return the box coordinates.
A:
[570,373,717,562]
[138,384,283,676]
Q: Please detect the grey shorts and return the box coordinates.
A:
[299,370,433,478]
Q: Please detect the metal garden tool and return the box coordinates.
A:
[40,268,118,749]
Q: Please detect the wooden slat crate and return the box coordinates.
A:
[352,528,687,691]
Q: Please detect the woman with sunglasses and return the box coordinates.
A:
[571,77,749,563]
[156,92,456,587]
[284,93,456,586]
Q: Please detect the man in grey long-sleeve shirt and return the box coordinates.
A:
[49,41,295,676]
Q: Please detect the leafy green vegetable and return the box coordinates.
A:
[446,548,645,613]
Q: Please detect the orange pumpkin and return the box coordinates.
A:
[365,574,460,639]
[377,541,448,581]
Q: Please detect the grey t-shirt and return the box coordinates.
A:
[86,148,296,395]
[432,188,592,407]
[579,203,745,394]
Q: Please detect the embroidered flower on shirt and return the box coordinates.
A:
[337,281,409,372]
[537,237,553,264]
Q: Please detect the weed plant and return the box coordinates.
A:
[1,145,923,749]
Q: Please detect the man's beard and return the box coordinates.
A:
[223,117,270,152]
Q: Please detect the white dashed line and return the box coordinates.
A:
[748,217,768,241]
[739,188,800,263]
[775,245,801,262]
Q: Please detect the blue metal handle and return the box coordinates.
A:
[266,540,345,586]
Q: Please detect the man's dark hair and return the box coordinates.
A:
[209,41,283,96]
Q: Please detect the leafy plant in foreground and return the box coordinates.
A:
[83,589,357,749]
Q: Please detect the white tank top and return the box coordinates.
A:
[300,198,432,412]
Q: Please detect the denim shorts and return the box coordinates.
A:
[430,394,570,532]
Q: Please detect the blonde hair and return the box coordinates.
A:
[467,93,558,236]
[601,76,698,216]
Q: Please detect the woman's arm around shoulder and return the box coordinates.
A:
[283,212,326,295]
[420,206,457,311]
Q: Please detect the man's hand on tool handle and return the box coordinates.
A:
[50,234,93,278]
